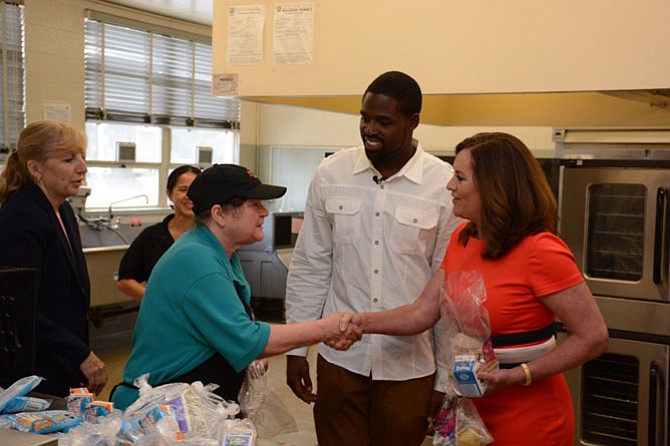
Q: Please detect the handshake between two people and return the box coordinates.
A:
[321,312,364,350]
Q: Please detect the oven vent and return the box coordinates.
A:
[580,353,638,445]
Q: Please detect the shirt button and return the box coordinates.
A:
[375,212,380,217]
[374,269,379,274]
[374,240,379,245]
[413,218,418,223]
[380,185,384,190]
[339,205,343,210]
[373,298,378,303]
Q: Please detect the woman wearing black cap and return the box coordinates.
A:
[111,164,361,410]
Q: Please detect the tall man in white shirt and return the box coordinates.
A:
[285,71,462,446]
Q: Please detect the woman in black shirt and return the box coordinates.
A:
[116,165,200,301]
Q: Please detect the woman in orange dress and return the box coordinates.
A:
[355,132,608,445]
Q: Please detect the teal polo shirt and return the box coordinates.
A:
[111,224,271,410]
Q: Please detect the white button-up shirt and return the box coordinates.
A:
[286,143,462,388]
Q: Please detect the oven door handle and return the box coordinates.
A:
[653,187,667,284]
[648,360,662,445]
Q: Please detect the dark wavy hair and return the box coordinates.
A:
[167,165,200,192]
[194,196,247,223]
[363,71,422,117]
[455,132,557,259]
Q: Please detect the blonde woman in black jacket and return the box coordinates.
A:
[0,120,107,396]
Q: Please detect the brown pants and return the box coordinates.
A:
[314,354,433,446]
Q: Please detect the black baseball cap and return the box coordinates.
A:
[188,164,287,213]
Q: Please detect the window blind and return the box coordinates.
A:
[0,2,24,152]
[84,18,239,128]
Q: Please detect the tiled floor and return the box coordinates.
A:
[92,308,432,446]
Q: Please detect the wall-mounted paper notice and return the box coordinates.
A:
[273,2,314,65]
[227,4,265,65]
[43,101,72,123]
[212,73,239,96]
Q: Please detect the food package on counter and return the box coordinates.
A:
[441,271,498,397]
[57,412,123,446]
[85,400,114,421]
[120,403,180,443]
[221,418,256,446]
[117,374,240,444]
[59,375,252,445]
[0,375,44,413]
[0,409,82,434]
[1,395,51,414]
[67,387,93,418]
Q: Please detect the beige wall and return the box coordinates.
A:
[245,100,555,154]
[213,1,670,97]
[24,0,86,126]
[21,0,556,166]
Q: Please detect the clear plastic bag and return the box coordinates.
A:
[248,390,297,439]
[237,359,298,439]
[0,375,43,413]
[221,418,256,446]
[0,409,82,434]
[59,375,244,445]
[432,382,494,446]
[441,271,498,397]
[57,411,123,446]
[238,360,267,418]
[118,375,238,444]
[1,395,51,414]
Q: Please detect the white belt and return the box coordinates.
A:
[493,336,557,365]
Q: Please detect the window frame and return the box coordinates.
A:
[84,14,240,129]
[82,12,240,214]
[0,1,24,160]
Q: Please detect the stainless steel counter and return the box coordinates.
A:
[275,248,293,269]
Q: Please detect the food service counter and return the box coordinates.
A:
[84,245,131,308]
[0,429,58,446]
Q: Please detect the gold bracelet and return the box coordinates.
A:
[520,363,532,386]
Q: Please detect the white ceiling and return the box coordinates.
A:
[104,0,213,25]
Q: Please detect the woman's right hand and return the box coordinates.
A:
[322,312,362,350]
[80,351,108,395]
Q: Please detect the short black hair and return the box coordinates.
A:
[363,71,422,116]
[167,165,201,192]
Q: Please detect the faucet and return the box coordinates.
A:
[107,194,150,221]
[77,211,130,244]
[76,194,149,245]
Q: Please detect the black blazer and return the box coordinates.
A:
[0,181,91,396]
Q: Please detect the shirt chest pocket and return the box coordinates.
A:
[391,206,439,255]
[325,197,361,244]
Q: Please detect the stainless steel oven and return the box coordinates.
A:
[560,160,670,302]
[559,328,669,445]
[559,159,670,445]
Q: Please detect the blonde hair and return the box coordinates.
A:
[0,120,87,203]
